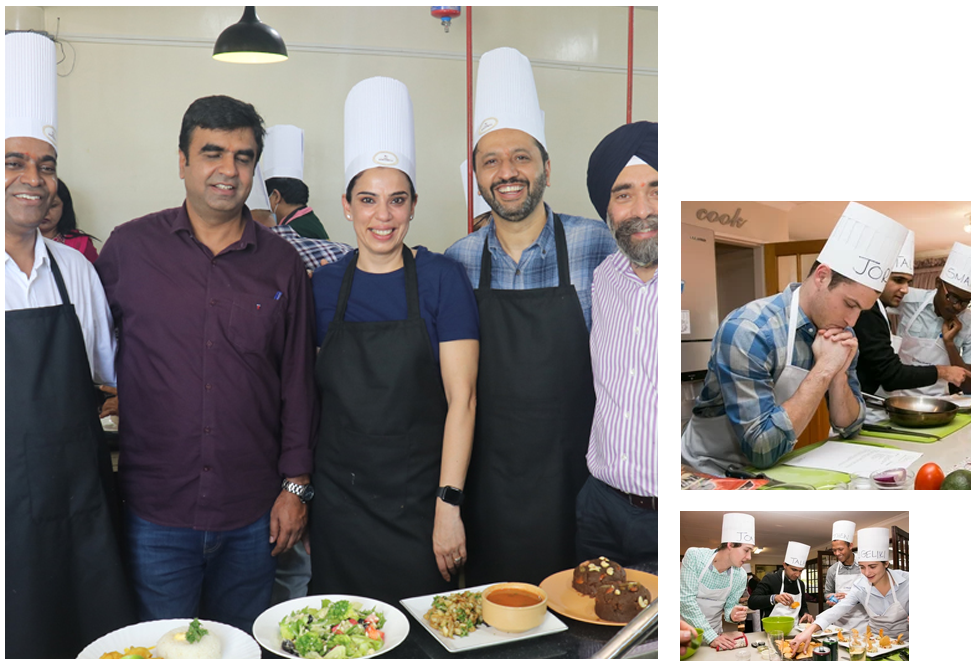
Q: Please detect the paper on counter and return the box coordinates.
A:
[783,441,922,476]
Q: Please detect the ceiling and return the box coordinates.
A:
[755,201,971,255]
[680,511,908,558]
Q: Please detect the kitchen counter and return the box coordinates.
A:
[856,422,970,479]
[685,630,854,661]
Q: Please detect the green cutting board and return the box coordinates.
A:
[745,440,903,489]
[859,413,971,442]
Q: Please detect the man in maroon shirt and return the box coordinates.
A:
[96,96,317,632]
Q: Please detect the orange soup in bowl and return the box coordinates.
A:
[485,588,543,608]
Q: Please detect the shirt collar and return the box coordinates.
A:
[610,249,657,284]
[487,203,554,255]
[171,201,258,252]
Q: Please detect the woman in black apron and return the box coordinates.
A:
[6,251,136,657]
[307,77,478,605]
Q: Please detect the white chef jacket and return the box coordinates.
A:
[5,231,116,385]
[897,287,971,364]
[814,569,909,629]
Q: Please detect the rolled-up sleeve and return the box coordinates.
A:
[715,319,796,468]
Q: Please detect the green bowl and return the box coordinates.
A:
[680,627,704,661]
[762,615,795,635]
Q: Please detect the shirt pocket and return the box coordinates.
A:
[228,292,284,355]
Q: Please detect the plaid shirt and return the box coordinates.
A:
[692,283,865,469]
[680,547,748,644]
[444,205,617,331]
[267,224,353,273]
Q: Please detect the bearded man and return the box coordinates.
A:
[575,121,657,566]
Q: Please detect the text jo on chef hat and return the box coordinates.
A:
[816,202,909,292]
[5,31,58,150]
[784,541,810,568]
[473,47,546,150]
[832,520,856,543]
[856,527,890,563]
[940,241,971,292]
[264,125,304,181]
[721,513,755,545]
[892,230,915,276]
[344,77,415,191]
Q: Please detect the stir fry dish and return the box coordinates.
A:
[423,591,484,638]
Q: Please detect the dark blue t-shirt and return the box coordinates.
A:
[311,246,479,364]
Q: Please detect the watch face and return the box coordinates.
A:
[301,486,315,502]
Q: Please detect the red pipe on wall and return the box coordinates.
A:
[626,6,634,124]
[466,6,474,233]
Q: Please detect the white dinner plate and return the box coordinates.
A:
[252,594,410,659]
[839,637,909,658]
[400,583,568,653]
[77,618,260,658]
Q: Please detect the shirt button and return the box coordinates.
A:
[203,466,211,472]
[206,340,213,348]
[630,368,636,376]
[210,299,216,306]
[515,269,521,275]
[203,427,211,434]
[624,411,631,419]
[205,383,212,390]
[634,326,641,335]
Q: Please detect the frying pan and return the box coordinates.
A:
[861,393,959,428]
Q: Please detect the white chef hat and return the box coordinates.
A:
[460,159,491,217]
[245,162,271,212]
[5,31,58,150]
[856,527,890,562]
[721,513,755,545]
[473,47,547,150]
[940,242,971,292]
[784,541,810,568]
[816,202,909,292]
[832,520,856,543]
[891,230,915,276]
[344,77,415,191]
[264,125,304,180]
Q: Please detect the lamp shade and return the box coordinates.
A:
[213,6,288,64]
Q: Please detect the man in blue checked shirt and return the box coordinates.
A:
[446,47,616,587]
[681,202,911,476]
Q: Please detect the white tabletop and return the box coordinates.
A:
[685,630,852,661]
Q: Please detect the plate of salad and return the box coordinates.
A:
[252,595,410,659]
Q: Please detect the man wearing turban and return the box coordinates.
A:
[576,121,657,566]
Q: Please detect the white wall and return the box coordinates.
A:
[16,6,657,252]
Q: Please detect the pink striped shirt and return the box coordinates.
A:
[586,251,657,497]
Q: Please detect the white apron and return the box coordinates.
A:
[769,570,803,620]
[887,299,950,397]
[682,287,811,476]
[878,300,903,354]
[832,564,870,630]
[865,570,909,639]
[696,554,733,637]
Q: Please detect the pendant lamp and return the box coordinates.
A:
[213,6,288,64]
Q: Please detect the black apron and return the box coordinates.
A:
[309,246,451,604]
[464,216,594,586]
[5,254,135,658]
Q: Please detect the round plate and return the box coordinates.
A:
[538,568,658,626]
[252,594,410,659]
[77,618,260,658]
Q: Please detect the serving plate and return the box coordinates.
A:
[538,568,658,626]
[253,594,409,659]
[839,637,909,658]
[77,618,260,659]
[400,583,567,653]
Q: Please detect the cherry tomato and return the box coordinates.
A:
[914,462,945,490]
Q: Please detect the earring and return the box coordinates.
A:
[346,214,352,220]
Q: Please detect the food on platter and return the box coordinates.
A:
[777,639,820,660]
[279,598,386,658]
[836,630,845,642]
[423,591,483,638]
[594,581,652,623]
[156,619,222,659]
[99,646,158,659]
[572,556,626,597]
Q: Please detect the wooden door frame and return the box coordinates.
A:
[763,240,827,296]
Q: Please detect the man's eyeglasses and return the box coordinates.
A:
[941,282,971,308]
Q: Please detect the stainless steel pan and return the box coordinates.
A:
[862,393,959,428]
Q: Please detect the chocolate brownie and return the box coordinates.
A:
[595,581,652,623]
[572,556,626,597]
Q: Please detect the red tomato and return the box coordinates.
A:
[914,463,945,490]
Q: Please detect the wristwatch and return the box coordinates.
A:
[282,479,315,504]
[437,485,464,506]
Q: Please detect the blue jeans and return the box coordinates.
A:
[575,475,657,566]
[126,510,277,633]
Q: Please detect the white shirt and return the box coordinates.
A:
[5,231,116,385]
[814,569,910,629]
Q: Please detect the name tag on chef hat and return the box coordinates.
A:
[784,541,810,568]
[856,527,890,562]
[891,230,915,276]
[264,125,304,180]
[473,47,547,150]
[940,241,971,292]
[721,513,755,544]
[816,202,909,292]
[5,31,58,150]
[832,520,856,543]
[343,76,416,191]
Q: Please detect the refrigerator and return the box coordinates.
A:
[681,223,719,423]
